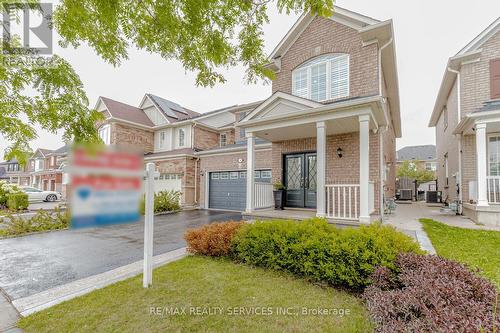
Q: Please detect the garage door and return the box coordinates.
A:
[209,170,271,211]
[153,173,182,193]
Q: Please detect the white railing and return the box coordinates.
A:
[326,184,360,220]
[254,182,273,209]
[487,176,500,203]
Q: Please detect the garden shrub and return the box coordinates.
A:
[363,253,500,333]
[231,218,422,289]
[0,181,23,208]
[140,190,181,214]
[0,207,69,237]
[6,193,29,211]
[185,221,243,256]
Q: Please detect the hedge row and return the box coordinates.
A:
[185,218,422,289]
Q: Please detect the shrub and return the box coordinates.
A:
[185,221,243,256]
[0,181,23,208]
[6,193,29,211]
[0,207,69,237]
[231,218,422,289]
[140,190,181,214]
[363,253,500,333]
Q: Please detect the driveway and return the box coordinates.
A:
[0,210,241,301]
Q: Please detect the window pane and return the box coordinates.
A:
[293,68,308,98]
[311,63,327,101]
[331,55,349,99]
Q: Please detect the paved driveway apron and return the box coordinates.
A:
[0,210,241,300]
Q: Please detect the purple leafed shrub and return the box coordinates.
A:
[363,253,500,333]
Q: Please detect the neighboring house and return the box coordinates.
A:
[93,6,401,223]
[27,146,69,194]
[396,145,437,172]
[428,17,500,226]
[0,158,30,185]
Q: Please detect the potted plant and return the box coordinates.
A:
[273,181,286,210]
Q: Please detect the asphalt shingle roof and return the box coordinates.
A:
[100,97,155,127]
[477,100,500,113]
[397,145,436,162]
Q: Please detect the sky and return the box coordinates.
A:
[1,0,500,158]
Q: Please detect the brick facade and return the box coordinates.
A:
[155,156,199,206]
[272,16,379,101]
[110,122,154,153]
[193,126,220,150]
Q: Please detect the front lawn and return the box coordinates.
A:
[19,256,373,333]
[420,218,500,287]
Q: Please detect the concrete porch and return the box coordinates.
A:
[242,207,374,226]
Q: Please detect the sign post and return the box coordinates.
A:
[143,162,156,288]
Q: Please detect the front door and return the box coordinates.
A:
[284,153,317,208]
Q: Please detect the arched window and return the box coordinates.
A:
[178,128,185,147]
[292,54,349,102]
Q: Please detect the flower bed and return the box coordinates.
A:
[363,253,499,332]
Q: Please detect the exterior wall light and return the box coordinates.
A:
[337,148,343,158]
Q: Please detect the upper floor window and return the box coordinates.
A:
[292,54,349,102]
[425,162,437,171]
[159,131,167,149]
[178,128,185,147]
[98,124,110,145]
[220,133,227,147]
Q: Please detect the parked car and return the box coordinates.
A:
[20,186,62,202]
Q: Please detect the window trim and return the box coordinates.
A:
[159,130,167,149]
[220,133,227,147]
[487,133,500,176]
[98,124,111,145]
[292,54,350,102]
[178,128,185,147]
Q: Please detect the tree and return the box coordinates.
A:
[397,161,435,185]
[1,1,103,165]
[53,0,334,87]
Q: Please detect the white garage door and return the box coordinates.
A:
[153,173,182,193]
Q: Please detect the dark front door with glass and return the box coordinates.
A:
[284,153,317,208]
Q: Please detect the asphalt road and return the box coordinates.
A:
[0,210,241,300]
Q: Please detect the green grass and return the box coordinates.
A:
[420,218,500,287]
[19,256,373,333]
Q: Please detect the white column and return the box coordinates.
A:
[476,123,489,207]
[316,121,326,217]
[359,115,370,223]
[245,132,255,213]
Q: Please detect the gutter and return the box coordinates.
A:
[196,143,272,156]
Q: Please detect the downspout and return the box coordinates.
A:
[378,38,393,95]
[194,157,199,205]
[378,38,392,221]
[447,67,462,204]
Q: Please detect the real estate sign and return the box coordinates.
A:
[69,147,143,228]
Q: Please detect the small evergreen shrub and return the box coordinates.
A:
[231,218,422,289]
[140,190,181,214]
[185,221,243,256]
[6,193,29,211]
[0,181,23,208]
[0,207,69,237]
[363,253,500,333]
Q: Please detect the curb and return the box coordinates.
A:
[13,247,187,317]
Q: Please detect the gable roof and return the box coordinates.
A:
[267,6,380,62]
[397,145,436,162]
[99,97,155,127]
[146,94,200,123]
[429,17,500,127]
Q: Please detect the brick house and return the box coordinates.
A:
[27,146,68,193]
[0,158,30,185]
[428,17,500,226]
[95,6,401,223]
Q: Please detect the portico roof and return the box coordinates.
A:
[237,92,386,142]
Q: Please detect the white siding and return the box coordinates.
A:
[197,112,235,128]
[143,105,168,126]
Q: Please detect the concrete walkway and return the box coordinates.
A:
[0,289,20,332]
[387,201,500,231]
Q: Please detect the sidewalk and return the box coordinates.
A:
[0,289,20,332]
